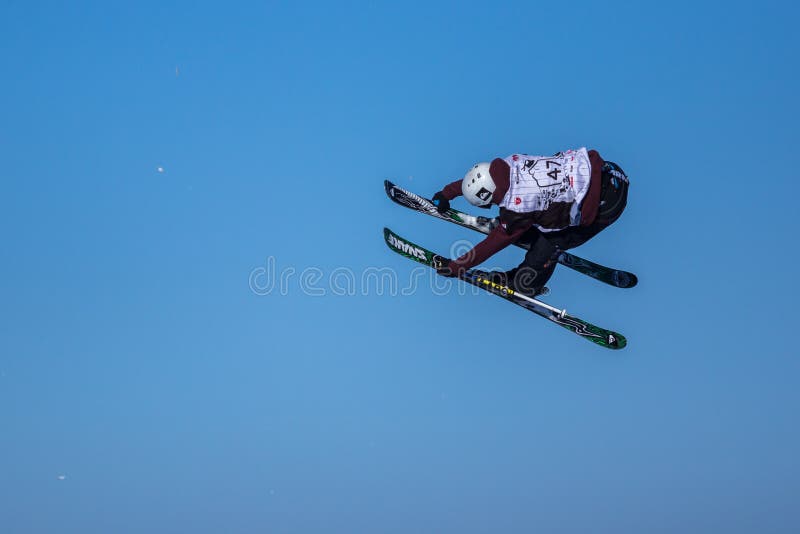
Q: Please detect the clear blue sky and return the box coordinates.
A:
[2,1,798,532]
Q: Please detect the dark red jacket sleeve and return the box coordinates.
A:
[449,224,528,272]
[440,179,463,200]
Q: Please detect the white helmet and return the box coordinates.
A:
[461,162,496,207]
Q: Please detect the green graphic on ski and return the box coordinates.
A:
[384,180,637,289]
[383,227,627,350]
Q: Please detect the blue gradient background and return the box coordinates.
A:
[1,1,798,532]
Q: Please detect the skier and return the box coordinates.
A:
[431,148,629,295]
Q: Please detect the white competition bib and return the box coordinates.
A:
[500,148,593,230]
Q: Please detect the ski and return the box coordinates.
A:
[384,180,637,289]
[383,227,627,350]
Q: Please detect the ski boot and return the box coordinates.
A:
[484,268,549,298]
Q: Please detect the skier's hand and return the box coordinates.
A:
[437,266,457,278]
[432,192,450,214]
[436,261,460,278]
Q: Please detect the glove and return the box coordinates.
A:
[436,260,459,278]
[437,265,457,278]
[431,192,451,214]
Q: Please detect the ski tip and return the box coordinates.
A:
[384,179,395,191]
[589,331,627,350]
[609,333,628,350]
[615,272,638,289]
